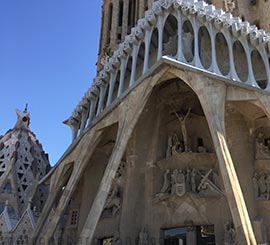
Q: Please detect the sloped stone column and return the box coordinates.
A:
[186,75,256,245]
[170,68,257,245]
[79,68,169,245]
[31,130,102,245]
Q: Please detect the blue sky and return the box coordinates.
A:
[0,1,102,165]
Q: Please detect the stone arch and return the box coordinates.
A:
[112,71,121,101]
[136,42,145,81]
[251,49,267,89]
[215,32,230,76]
[182,20,194,63]
[102,84,110,110]
[198,26,212,69]
[123,56,133,92]
[163,14,178,57]
[149,28,159,68]
[233,40,248,82]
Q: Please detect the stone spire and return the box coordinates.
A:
[0,109,51,217]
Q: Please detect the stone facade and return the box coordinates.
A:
[33,0,270,244]
[98,0,270,71]
[10,0,270,244]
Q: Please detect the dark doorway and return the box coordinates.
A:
[163,225,215,245]
[164,227,187,245]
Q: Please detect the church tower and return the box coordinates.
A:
[98,0,156,70]
[0,109,51,218]
[97,0,270,70]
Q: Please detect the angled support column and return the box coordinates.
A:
[31,130,102,244]
[184,76,257,245]
[79,68,169,245]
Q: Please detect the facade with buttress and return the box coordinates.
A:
[2,0,270,244]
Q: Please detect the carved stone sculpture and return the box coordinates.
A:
[163,34,178,57]
[191,168,197,193]
[224,0,236,12]
[253,172,270,200]
[166,136,173,158]
[159,169,171,194]
[171,133,182,155]
[138,228,148,245]
[259,174,267,198]
[103,183,121,216]
[156,168,222,201]
[253,172,259,199]
[171,169,186,197]
[174,108,191,152]
[224,222,237,245]
[197,169,223,196]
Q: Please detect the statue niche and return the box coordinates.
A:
[253,172,270,200]
[255,132,270,160]
[224,221,237,245]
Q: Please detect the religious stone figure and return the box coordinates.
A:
[259,174,267,199]
[159,169,171,195]
[197,169,223,196]
[224,222,237,245]
[171,169,186,197]
[138,228,148,245]
[166,136,173,158]
[163,34,178,57]
[224,0,236,12]
[171,133,182,155]
[191,169,197,193]
[253,172,270,200]
[185,169,191,192]
[103,183,121,216]
[174,108,191,152]
[253,172,259,199]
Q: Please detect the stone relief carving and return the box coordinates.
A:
[103,182,121,216]
[166,132,207,157]
[163,34,178,57]
[255,132,270,160]
[253,172,270,200]
[160,0,173,9]
[102,162,126,217]
[224,222,237,245]
[138,227,148,245]
[155,168,222,201]
[223,0,236,12]
[166,133,184,157]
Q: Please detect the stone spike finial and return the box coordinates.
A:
[24,103,28,113]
